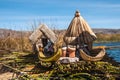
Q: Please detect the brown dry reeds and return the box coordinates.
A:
[0,36,32,52]
[95,33,120,42]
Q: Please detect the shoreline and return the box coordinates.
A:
[102,52,120,66]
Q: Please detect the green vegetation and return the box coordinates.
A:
[47,61,120,80]
[95,34,120,42]
[1,51,120,80]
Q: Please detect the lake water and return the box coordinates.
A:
[94,42,120,62]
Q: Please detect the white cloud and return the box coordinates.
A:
[0,15,72,20]
[0,15,120,30]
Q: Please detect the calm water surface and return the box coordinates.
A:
[94,42,120,62]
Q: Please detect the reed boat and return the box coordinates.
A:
[36,44,62,62]
[79,46,106,61]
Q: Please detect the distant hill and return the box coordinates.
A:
[0,28,120,38]
[93,28,120,34]
[0,28,31,38]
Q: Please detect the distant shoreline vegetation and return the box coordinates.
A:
[0,28,120,52]
[95,33,120,43]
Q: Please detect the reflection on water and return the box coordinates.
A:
[94,42,120,62]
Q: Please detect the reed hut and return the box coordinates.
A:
[64,10,97,51]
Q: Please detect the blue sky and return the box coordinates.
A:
[0,0,120,30]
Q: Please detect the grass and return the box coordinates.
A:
[0,37,32,52]
[1,50,120,80]
[95,33,120,42]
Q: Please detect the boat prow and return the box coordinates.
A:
[80,47,106,61]
[36,43,62,62]
[38,49,62,62]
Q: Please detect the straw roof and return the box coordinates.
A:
[64,10,97,45]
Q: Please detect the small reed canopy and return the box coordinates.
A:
[64,11,97,50]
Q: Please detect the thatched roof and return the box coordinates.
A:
[64,10,97,45]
